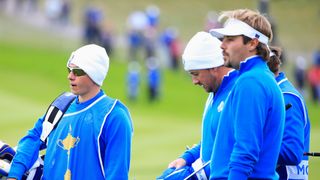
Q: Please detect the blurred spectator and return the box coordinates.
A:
[160,27,181,70]
[127,61,141,102]
[144,5,160,59]
[307,51,320,104]
[101,24,114,56]
[145,4,160,29]
[313,48,320,65]
[307,66,320,104]
[146,57,161,102]
[83,5,103,45]
[144,27,157,59]
[45,0,63,22]
[126,10,148,61]
[59,0,71,25]
[294,56,307,95]
[258,0,269,15]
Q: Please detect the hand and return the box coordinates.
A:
[168,158,186,169]
[7,178,17,180]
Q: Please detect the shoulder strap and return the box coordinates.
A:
[40,92,76,142]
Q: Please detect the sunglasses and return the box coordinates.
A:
[67,67,87,76]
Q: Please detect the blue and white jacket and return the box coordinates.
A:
[9,90,133,180]
[180,70,238,177]
[276,72,310,180]
[210,56,285,180]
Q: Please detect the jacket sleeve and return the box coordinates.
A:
[277,93,305,165]
[180,143,201,166]
[8,117,44,180]
[102,106,133,180]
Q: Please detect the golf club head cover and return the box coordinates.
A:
[40,92,76,142]
[0,141,16,177]
[0,141,16,162]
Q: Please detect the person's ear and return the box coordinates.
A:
[248,38,259,52]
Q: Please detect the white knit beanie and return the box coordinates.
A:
[67,44,109,86]
[182,31,224,71]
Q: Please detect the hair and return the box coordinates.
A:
[219,9,273,61]
[267,46,282,74]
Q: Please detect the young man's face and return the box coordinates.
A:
[188,68,220,93]
[220,35,251,69]
[67,64,97,98]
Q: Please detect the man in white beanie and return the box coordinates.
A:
[157,32,238,180]
[7,44,133,180]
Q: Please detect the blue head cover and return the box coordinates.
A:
[0,142,16,177]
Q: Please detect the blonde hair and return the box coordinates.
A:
[219,9,272,61]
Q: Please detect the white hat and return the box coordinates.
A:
[182,31,224,71]
[67,44,109,86]
[210,18,269,45]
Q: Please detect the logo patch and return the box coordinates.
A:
[217,101,224,112]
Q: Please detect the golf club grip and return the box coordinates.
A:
[304,152,320,157]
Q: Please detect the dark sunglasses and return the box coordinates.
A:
[67,67,87,76]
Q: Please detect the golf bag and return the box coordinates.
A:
[0,141,43,180]
[0,92,76,179]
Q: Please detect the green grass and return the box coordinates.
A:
[1,0,320,179]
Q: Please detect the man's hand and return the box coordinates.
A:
[168,158,186,169]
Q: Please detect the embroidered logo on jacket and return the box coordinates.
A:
[217,101,224,112]
[57,125,80,180]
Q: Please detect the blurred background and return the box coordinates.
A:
[0,0,319,179]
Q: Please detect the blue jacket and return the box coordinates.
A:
[210,56,285,180]
[180,70,238,177]
[9,90,133,180]
[276,72,310,180]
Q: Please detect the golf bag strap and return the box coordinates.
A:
[40,92,76,142]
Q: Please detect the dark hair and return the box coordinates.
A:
[267,46,282,73]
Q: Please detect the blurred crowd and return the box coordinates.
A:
[1,0,319,104]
